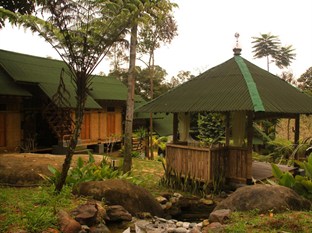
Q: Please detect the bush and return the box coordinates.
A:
[271,154,312,199]
[41,152,141,187]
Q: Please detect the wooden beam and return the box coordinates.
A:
[246,111,254,185]
[294,114,300,160]
[173,113,178,144]
[225,112,230,146]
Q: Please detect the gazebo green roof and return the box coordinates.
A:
[137,55,312,116]
[0,49,129,108]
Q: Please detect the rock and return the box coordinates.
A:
[71,203,98,226]
[199,198,214,205]
[175,227,188,233]
[182,222,190,228]
[106,205,132,222]
[89,223,111,233]
[209,209,231,224]
[202,222,225,233]
[42,228,60,233]
[73,179,164,217]
[156,196,168,204]
[214,184,312,213]
[57,210,81,233]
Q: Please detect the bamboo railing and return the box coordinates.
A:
[166,143,249,183]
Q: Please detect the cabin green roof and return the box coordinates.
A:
[0,49,128,108]
[0,68,32,97]
[138,55,312,115]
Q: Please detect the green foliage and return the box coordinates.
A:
[0,186,74,233]
[42,152,141,187]
[267,138,294,163]
[297,66,312,92]
[252,33,296,71]
[197,112,225,147]
[271,154,312,199]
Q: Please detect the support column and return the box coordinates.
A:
[246,111,254,185]
[173,113,178,144]
[225,112,230,147]
[294,114,300,160]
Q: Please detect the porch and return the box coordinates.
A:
[165,143,294,184]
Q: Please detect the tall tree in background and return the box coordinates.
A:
[137,0,177,159]
[0,0,141,192]
[168,70,194,88]
[135,65,168,100]
[252,33,296,72]
[297,67,312,94]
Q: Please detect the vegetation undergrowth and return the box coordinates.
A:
[227,210,312,233]
[41,152,142,187]
[0,185,83,233]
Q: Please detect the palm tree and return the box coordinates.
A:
[252,33,281,71]
[275,45,296,69]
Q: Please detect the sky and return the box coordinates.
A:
[0,0,311,80]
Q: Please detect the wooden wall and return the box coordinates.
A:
[0,98,22,152]
[166,144,249,184]
[80,106,123,145]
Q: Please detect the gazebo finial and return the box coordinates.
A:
[233,32,242,56]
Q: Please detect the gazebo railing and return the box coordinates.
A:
[166,143,249,183]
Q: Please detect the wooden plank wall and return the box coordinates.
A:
[208,146,248,183]
[166,144,212,182]
[166,144,249,184]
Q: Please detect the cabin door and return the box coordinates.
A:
[0,113,5,147]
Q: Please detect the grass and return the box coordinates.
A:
[0,185,85,233]
[1,157,312,232]
[226,211,312,233]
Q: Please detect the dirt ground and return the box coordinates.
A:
[0,153,105,186]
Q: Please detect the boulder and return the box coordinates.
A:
[73,179,164,217]
[209,209,231,224]
[214,184,312,213]
[71,201,108,226]
[106,205,132,222]
[57,210,81,233]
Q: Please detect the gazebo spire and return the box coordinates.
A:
[233,32,242,56]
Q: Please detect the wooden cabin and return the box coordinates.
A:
[137,46,312,184]
[0,49,127,153]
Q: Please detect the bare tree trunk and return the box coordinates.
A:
[123,24,137,173]
[55,73,87,193]
[149,52,155,160]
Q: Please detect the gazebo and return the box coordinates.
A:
[137,40,312,185]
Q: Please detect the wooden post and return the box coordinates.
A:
[246,111,254,185]
[173,113,178,144]
[294,114,300,160]
[225,112,230,147]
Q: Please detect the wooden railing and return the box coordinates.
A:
[166,143,249,183]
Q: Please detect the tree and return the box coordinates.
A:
[1,0,142,192]
[137,1,177,159]
[297,67,312,93]
[0,0,38,27]
[123,23,137,173]
[135,65,168,100]
[275,45,296,69]
[168,70,194,88]
[252,33,296,71]
[280,71,297,86]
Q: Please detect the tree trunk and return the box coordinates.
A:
[55,72,87,193]
[149,55,155,160]
[123,24,137,173]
